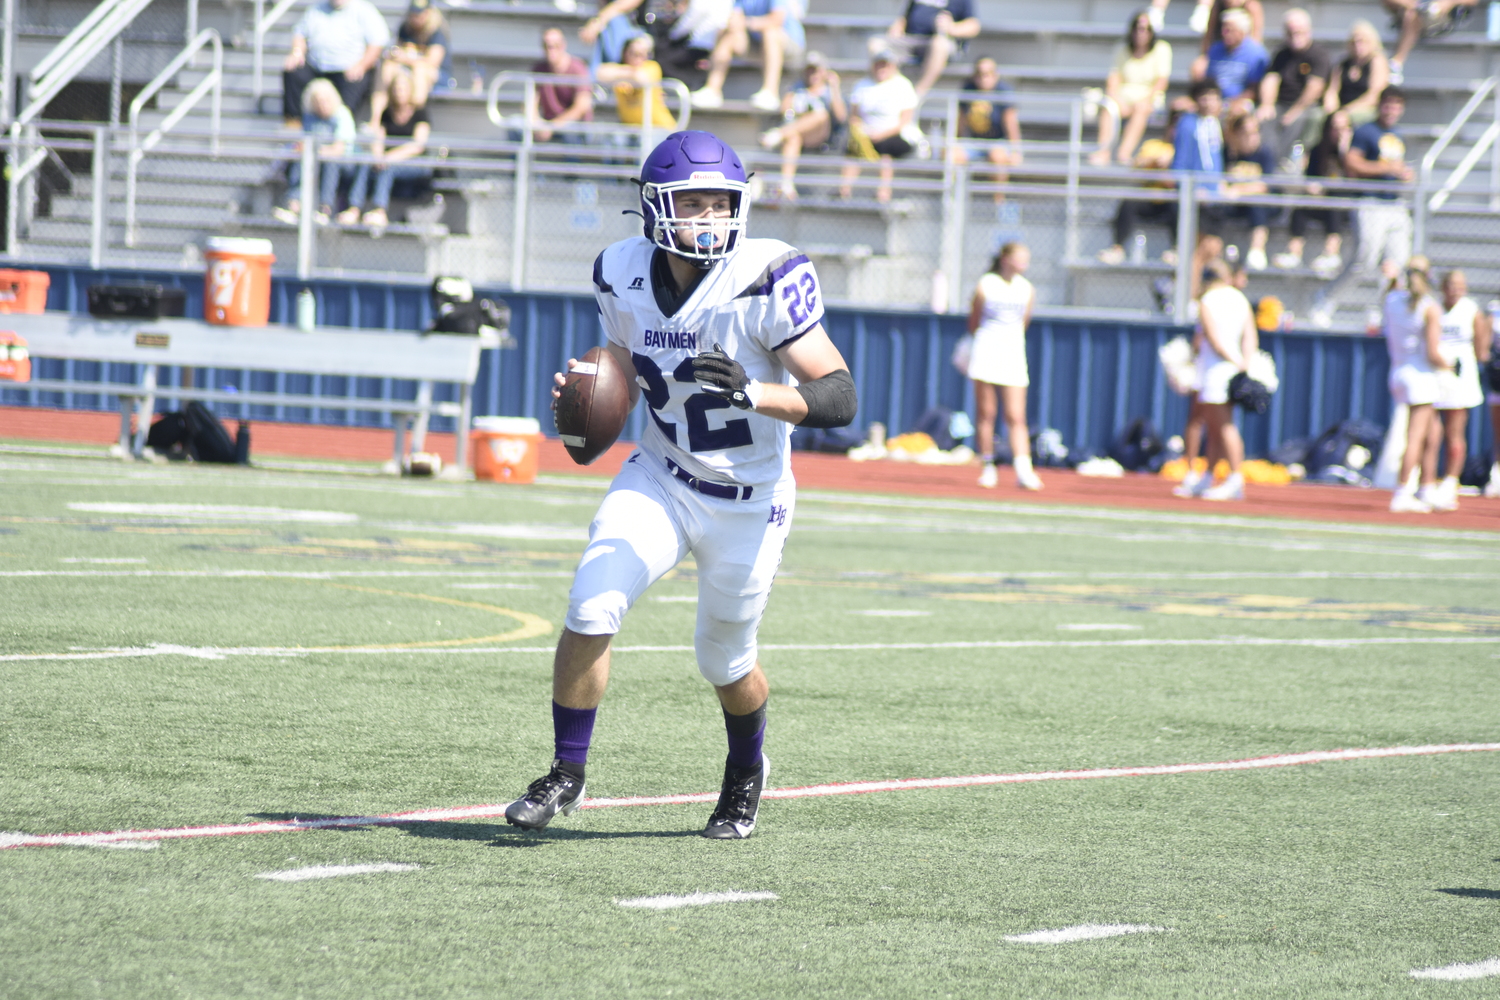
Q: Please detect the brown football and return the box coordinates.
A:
[554,346,632,465]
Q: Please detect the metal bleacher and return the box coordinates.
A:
[2,0,1497,321]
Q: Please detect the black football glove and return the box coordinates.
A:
[692,343,756,409]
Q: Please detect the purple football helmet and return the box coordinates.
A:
[639,130,751,265]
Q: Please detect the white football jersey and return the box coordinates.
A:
[593,235,825,488]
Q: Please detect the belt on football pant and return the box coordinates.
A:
[665,458,754,502]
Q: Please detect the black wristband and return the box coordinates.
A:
[795,368,858,428]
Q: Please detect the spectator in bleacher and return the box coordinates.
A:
[1256,8,1329,163]
[1384,0,1480,85]
[951,57,1021,202]
[1096,117,1178,264]
[580,0,639,68]
[760,52,846,200]
[1090,10,1173,168]
[1323,20,1389,128]
[665,0,736,92]
[282,0,391,125]
[528,27,594,142]
[578,0,731,92]
[274,78,359,226]
[371,0,453,129]
[1217,112,1276,270]
[1191,9,1268,115]
[1195,0,1264,52]
[1311,86,1412,328]
[1274,109,1351,274]
[1173,80,1224,179]
[839,46,919,202]
[692,0,807,111]
[343,68,433,227]
[596,33,679,130]
[885,0,981,98]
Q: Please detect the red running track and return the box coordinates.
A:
[4,405,1496,532]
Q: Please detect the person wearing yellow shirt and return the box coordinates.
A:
[595,34,677,128]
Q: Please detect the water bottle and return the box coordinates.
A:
[1130,232,1147,265]
[296,288,316,332]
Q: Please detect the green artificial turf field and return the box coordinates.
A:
[3,443,1499,998]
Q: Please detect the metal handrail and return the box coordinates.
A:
[1428,118,1500,211]
[1415,76,1499,248]
[18,0,157,128]
[253,0,306,102]
[1420,78,1497,179]
[125,28,224,246]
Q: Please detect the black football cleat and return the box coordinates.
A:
[701,754,769,840]
[505,760,586,831]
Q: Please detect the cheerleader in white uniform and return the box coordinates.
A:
[1384,257,1452,513]
[1186,260,1257,501]
[1430,270,1490,509]
[967,242,1040,489]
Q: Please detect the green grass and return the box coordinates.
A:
[3,447,1499,998]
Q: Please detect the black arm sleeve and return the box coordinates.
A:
[794,368,858,428]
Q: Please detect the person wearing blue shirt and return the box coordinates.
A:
[953,57,1022,203]
[1192,9,1268,113]
[1312,86,1414,327]
[1172,81,1225,179]
[693,0,806,111]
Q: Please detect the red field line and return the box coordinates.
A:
[5,743,1497,850]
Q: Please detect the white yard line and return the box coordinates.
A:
[615,891,778,909]
[1057,624,1142,631]
[8,635,1500,663]
[5,743,1496,851]
[255,863,419,882]
[1409,958,1500,980]
[851,610,933,617]
[1004,924,1167,944]
[66,503,359,523]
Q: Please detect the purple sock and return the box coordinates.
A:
[723,702,767,770]
[552,701,596,765]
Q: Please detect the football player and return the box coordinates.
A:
[505,130,857,839]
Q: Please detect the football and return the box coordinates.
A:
[554,346,632,465]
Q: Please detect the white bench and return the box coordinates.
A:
[7,312,500,472]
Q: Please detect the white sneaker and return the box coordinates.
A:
[759,127,783,150]
[1147,4,1164,30]
[749,89,780,112]
[689,88,724,109]
[1201,473,1244,501]
[1273,250,1303,269]
[1484,466,1500,497]
[1246,247,1268,271]
[1309,305,1334,329]
[1418,484,1457,512]
[1189,0,1212,33]
[1311,253,1342,278]
[1390,489,1432,513]
[1388,61,1404,85]
[978,464,998,488]
[1172,470,1210,498]
[271,205,299,225]
[1097,245,1126,265]
[1016,467,1044,491]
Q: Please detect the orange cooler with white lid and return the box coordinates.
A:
[471,417,542,483]
[203,237,275,326]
